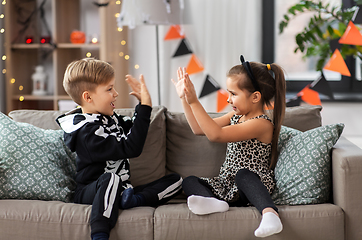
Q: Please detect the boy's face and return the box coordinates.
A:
[84,77,118,116]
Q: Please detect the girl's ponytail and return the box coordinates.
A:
[269,63,286,169]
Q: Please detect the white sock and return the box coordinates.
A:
[254,212,283,238]
[187,195,229,215]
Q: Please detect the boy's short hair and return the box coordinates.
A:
[63,58,115,105]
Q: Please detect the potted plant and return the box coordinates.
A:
[279,0,362,72]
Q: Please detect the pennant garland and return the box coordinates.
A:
[286,96,302,107]
[186,54,204,75]
[298,85,322,106]
[338,21,362,46]
[310,73,334,100]
[173,38,193,57]
[323,49,351,76]
[164,25,185,40]
[199,75,221,98]
[217,89,229,112]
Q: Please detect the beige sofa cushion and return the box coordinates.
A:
[153,203,344,240]
[166,105,322,179]
[0,199,154,240]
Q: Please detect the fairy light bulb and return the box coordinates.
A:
[121,40,126,45]
[117,27,123,32]
[19,96,24,101]
[10,78,15,84]
[116,1,121,4]
[125,55,129,60]
[0,14,4,18]
[2,1,6,5]
[135,64,139,69]
[115,13,120,18]
[119,52,124,57]
[0,28,4,33]
[86,52,92,57]
[2,55,6,60]
[19,85,23,91]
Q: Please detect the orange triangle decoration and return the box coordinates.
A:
[164,25,185,40]
[186,54,204,75]
[338,21,362,46]
[217,89,229,112]
[298,85,322,106]
[323,49,351,76]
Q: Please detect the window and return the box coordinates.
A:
[263,0,362,101]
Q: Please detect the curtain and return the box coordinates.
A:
[126,0,262,112]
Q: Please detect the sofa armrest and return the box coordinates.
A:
[332,136,362,240]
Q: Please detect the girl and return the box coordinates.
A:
[172,55,286,238]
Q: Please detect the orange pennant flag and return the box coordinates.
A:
[217,89,229,112]
[298,85,322,106]
[164,25,185,40]
[323,49,351,76]
[338,21,362,46]
[186,54,204,75]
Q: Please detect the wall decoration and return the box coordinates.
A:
[186,54,204,75]
[298,86,322,106]
[217,89,229,112]
[310,73,334,100]
[323,49,351,76]
[338,21,362,46]
[164,25,185,40]
[173,38,193,57]
[199,75,221,98]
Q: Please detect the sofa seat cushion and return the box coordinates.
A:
[154,203,344,240]
[0,200,154,240]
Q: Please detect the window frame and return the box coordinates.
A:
[262,0,362,101]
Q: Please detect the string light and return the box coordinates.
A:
[115,13,120,18]
[135,64,139,69]
[0,14,4,18]
[19,96,24,102]
[19,85,23,91]
[121,40,126,45]
[125,55,129,60]
[2,1,6,6]
[116,0,121,4]
[0,28,4,33]
[2,69,6,74]
[10,78,15,84]
[119,52,124,57]
[117,27,123,32]
[2,55,6,60]
[86,52,92,57]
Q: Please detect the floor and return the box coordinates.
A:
[320,102,362,149]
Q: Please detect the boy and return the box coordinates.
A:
[56,58,182,240]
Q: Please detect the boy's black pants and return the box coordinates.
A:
[74,173,182,235]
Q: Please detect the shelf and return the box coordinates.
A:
[57,43,100,49]
[11,43,54,49]
[13,95,55,101]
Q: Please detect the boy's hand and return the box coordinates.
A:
[126,74,152,106]
[171,67,186,99]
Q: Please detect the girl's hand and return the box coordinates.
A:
[171,67,186,99]
[126,74,152,106]
[184,72,198,105]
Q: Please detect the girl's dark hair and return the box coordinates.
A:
[227,62,286,169]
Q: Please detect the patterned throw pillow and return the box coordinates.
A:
[272,123,344,205]
[0,112,77,202]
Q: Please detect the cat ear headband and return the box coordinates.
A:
[240,55,275,92]
[240,55,260,92]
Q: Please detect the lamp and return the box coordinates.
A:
[117,0,185,105]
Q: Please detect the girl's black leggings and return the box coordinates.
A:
[182,169,278,214]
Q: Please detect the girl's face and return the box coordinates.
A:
[226,76,253,116]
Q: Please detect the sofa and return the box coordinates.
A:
[0,105,361,240]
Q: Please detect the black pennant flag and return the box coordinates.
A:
[172,38,193,57]
[286,95,302,107]
[199,75,221,98]
[310,73,334,100]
